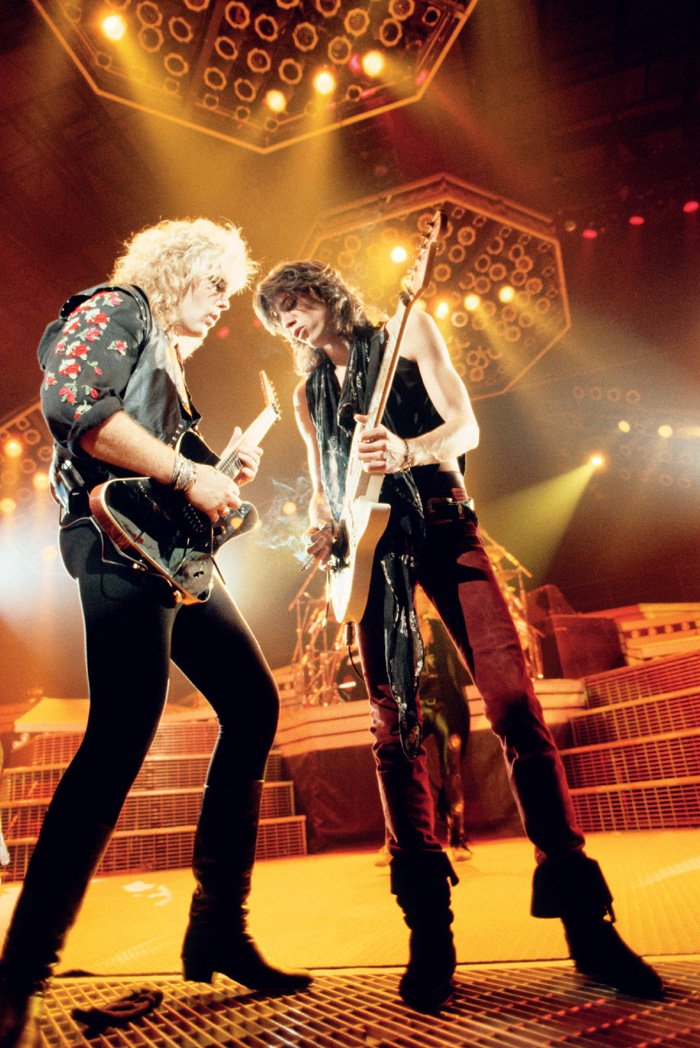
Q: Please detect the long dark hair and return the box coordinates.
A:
[254,260,383,374]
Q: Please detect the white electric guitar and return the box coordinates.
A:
[330,210,446,623]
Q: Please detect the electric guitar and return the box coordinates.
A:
[330,210,446,623]
[89,370,281,604]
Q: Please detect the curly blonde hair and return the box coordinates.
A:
[254,260,382,375]
[111,218,255,334]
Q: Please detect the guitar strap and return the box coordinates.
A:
[363,326,387,413]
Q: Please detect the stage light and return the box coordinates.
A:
[589,454,605,468]
[4,439,22,458]
[313,70,335,95]
[658,425,673,439]
[0,498,16,515]
[564,220,577,233]
[33,473,50,491]
[464,294,480,311]
[217,326,230,338]
[629,215,644,226]
[498,285,514,303]
[41,545,58,562]
[282,501,297,515]
[618,420,631,433]
[390,246,408,264]
[265,89,286,112]
[582,228,598,240]
[102,15,126,41]
[362,51,384,77]
[435,301,450,320]
[683,201,699,213]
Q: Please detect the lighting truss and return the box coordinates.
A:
[301,173,571,398]
[31,0,479,153]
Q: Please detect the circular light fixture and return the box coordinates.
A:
[4,439,22,458]
[498,285,515,303]
[658,425,673,439]
[464,294,480,311]
[390,246,407,263]
[265,89,286,112]
[102,15,126,40]
[313,70,335,95]
[590,454,604,468]
[435,301,450,319]
[362,50,384,76]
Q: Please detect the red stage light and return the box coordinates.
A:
[217,326,230,338]
[582,228,598,239]
[629,215,644,226]
[683,200,699,213]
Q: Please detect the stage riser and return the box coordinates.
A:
[14,730,284,782]
[1,782,296,840]
[1,752,288,802]
[562,732,700,789]
[2,817,307,883]
[584,650,700,706]
[571,691,700,746]
[571,781,700,832]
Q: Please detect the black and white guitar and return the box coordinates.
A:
[330,211,446,624]
[89,370,281,604]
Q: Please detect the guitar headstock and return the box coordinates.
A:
[259,370,282,421]
[400,209,446,306]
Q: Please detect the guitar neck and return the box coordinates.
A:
[217,404,279,480]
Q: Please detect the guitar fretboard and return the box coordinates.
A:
[217,404,279,480]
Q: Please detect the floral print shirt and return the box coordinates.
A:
[39,288,149,456]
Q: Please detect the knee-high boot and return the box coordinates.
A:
[390,851,459,1013]
[181,779,311,992]
[0,818,113,1048]
[532,852,663,998]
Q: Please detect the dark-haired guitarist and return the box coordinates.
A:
[254,257,662,1014]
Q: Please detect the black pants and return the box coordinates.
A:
[3,521,279,980]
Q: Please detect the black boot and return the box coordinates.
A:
[0,820,113,1048]
[532,853,663,999]
[390,851,459,1013]
[182,779,311,993]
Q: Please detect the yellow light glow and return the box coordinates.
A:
[282,501,297,515]
[33,472,50,491]
[590,454,605,468]
[499,285,515,303]
[41,545,58,562]
[390,246,408,264]
[102,15,126,41]
[4,439,22,458]
[313,71,335,96]
[414,300,427,312]
[362,51,384,77]
[464,294,480,311]
[0,497,16,514]
[265,89,286,113]
[435,301,450,320]
[658,425,673,439]
[618,420,631,433]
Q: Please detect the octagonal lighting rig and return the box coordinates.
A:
[32,0,480,153]
[301,173,571,398]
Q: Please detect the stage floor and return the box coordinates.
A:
[1,829,697,974]
[1,830,699,1046]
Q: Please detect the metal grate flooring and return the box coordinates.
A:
[37,960,700,1048]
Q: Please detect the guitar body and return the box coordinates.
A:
[330,494,391,623]
[89,430,258,605]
